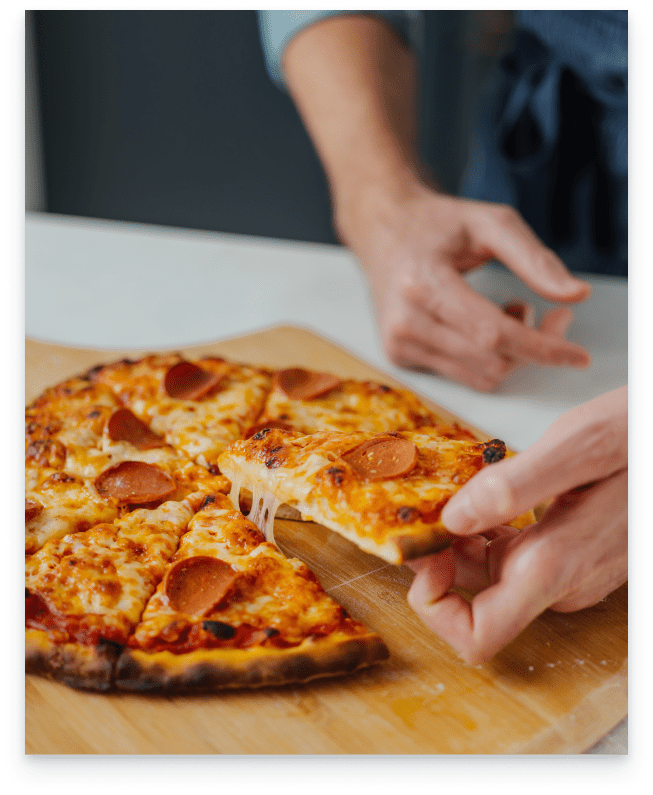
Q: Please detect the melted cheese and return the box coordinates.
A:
[25,467,119,554]
[258,380,444,435]
[246,485,280,545]
[25,499,195,639]
[91,356,272,467]
[131,494,349,649]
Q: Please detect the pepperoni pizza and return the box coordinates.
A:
[25,354,529,692]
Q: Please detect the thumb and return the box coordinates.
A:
[441,387,627,535]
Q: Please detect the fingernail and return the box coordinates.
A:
[545,264,590,295]
[565,352,591,367]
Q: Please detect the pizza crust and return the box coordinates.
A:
[25,628,122,691]
[114,633,388,692]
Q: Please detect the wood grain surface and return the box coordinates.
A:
[25,326,628,754]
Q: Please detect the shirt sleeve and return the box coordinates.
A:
[258,10,416,89]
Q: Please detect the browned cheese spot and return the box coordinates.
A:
[326,466,346,487]
[26,439,67,468]
[397,506,419,523]
[481,439,507,464]
[246,420,293,439]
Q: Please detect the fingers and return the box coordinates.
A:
[409,471,627,663]
[406,547,455,606]
[496,316,590,367]
[407,533,504,595]
[538,306,574,337]
[402,263,591,370]
[442,387,628,535]
[466,202,592,303]
[361,191,593,388]
[549,566,627,612]
[407,530,550,663]
[387,339,508,392]
[384,303,516,389]
[540,469,628,611]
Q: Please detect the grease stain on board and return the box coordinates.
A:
[390,697,478,733]
[390,696,426,729]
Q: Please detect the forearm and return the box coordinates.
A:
[282,15,426,245]
[281,14,591,391]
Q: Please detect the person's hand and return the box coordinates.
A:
[282,15,591,391]
[406,386,627,663]
[338,179,593,391]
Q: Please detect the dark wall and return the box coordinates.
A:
[33,10,339,244]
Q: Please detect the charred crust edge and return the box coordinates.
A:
[25,630,115,692]
[482,439,507,464]
[113,636,388,693]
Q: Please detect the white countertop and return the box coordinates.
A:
[26,212,627,452]
[24,211,628,752]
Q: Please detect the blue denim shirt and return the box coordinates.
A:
[259,10,627,276]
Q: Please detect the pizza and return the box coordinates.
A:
[114,493,385,691]
[25,354,527,692]
[87,354,272,472]
[25,375,228,554]
[27,492,385,691]
[219,429,533,565]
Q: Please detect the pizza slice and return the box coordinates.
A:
[115,493,387,692]
[218,429,535,565]
[87,354,272,471]
[240,367,479,518]
[25,378,228,553]
[251,367,460,437]
[25,496,202,690]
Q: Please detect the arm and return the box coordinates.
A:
[407,386,628,663]
[282,15,592,391]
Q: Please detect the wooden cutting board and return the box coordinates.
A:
[25,326,627,754]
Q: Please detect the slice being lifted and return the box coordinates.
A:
[219,429,535,565]
[116,493,387,692]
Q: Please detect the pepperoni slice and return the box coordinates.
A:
[342,436,418,481]
[107,409,166,450]
[164,361,225,401]
[25,498,43,523]
[94,461,176,504]
[164,556,239,616]
[273,368,342,400]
